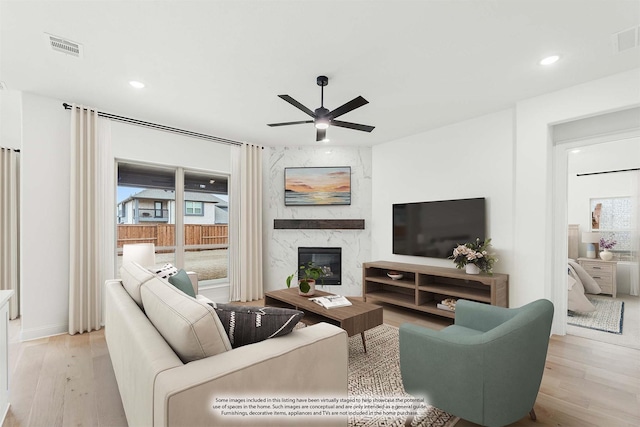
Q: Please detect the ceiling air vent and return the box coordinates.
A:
[44,33,83,57]
[612,27,638,53]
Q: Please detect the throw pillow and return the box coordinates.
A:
[149,263,178,280]
[168,269,196,298]
[208,303,304,348]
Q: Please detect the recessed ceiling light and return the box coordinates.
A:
[539,55,560,66]
[129,80,145,89]
[571,149,581,154]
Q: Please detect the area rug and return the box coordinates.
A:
[568,296,624,334]
[347,324,458,427]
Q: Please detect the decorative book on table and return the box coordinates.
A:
[310,295,352,309]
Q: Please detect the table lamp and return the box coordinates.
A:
[581,232,600,259]
[122,243,156,267]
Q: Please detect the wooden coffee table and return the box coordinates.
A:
[265,288,383,352]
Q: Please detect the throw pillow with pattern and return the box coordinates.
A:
[208,303,304,348]
[149,263,178,280]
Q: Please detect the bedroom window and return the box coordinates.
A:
[590,197,632,256]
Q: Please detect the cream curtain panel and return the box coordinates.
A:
[69,105,113,334]
[229,143,263,302]
[0,148,20,319]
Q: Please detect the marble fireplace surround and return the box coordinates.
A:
[263,146,372,297]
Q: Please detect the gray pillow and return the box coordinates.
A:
[168,269,196,298]
[208,303,304,348]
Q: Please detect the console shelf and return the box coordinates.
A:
[363,261,508,319]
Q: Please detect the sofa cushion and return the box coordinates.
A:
[141,277,231,363]
[120,261,157,308]
[168,269,196,298]
[208,303,304,348]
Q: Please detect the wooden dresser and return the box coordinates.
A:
[577,257,617,298]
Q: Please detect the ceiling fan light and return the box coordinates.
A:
[315,119,330,130]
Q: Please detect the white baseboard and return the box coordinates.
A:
[20,323,67,342]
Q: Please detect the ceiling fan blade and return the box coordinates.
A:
[278,95,316,118]
[316,128,327,141]
[329,96,368,119]
[267,120,314,127]
[331,120,375,133]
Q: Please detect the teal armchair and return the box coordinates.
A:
[399,299,554,427]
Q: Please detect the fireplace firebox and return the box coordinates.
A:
[298,247,342,286]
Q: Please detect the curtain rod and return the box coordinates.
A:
[62,103,243,147]
[577,167,640,177]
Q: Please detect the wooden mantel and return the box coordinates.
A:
[273,219,365,230]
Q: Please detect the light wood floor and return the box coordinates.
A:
[4,301,639,427]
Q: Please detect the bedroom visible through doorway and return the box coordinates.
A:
[564,138,640,349]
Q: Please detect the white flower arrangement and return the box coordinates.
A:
[450,238,497,273]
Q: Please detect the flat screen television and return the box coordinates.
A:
[392,197,486,259]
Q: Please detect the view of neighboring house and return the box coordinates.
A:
[117,189,228,225]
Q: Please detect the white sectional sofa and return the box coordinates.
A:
[105,262,348,426]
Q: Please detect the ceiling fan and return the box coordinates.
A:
[268,75,375,141]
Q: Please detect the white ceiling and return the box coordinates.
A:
[1,0,639,147]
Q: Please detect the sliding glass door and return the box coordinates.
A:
[181,169,229,284]
[116,161,229,286]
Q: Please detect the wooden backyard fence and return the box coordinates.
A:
[117,224,228,249]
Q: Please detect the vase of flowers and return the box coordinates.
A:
[599,236,616,261]
[465,264,481,274]
[450,238,497,274]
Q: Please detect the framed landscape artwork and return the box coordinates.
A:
[284,166,351,206]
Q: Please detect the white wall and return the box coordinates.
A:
[371,109,515,275]
[110,121,231,173]
[0,90,22,149]
[20,93,70,340]
[19,94,232,340]
[263,146,372,297]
